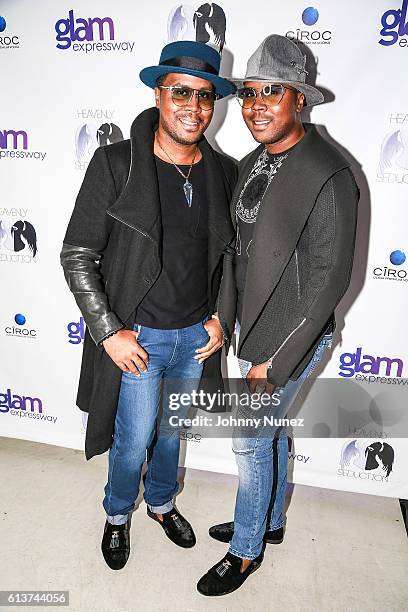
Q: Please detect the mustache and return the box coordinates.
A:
[176,113,203,122]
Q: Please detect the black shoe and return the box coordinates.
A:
[209,521,284,545]
[147,507,196,548]
[101,520,130,570]
[197,551,263,596]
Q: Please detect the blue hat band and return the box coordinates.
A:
[160,56,218,75]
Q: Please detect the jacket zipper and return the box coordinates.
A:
[269,317,307,364]
[295,248,300,299]
[106,209,154,242]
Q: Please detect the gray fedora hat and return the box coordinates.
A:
[233,34,324,107]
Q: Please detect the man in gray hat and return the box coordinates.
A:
[197,34,359,596]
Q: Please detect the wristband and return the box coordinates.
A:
[100,329,119,346]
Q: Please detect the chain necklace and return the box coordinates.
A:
[156,140,198,207]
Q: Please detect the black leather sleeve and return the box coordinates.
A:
[60,146,124,347]
[60,243,124,346]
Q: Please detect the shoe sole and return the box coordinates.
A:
[209,533,283,545]
[147,510,196,548]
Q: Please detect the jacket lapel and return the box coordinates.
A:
[106,107,162,244]
[200,139,235,287]
[238,125,350,350]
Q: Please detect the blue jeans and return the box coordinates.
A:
[102,319,208,525]
[230,333,332,559]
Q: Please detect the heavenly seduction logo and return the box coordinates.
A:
[4,313,37,339]
[286,6,332,45]
[0,129,47,162]
[55,9,135,53]
[338,348,404,379]
[339,439,395,482]
[379,0,408,47]
[0,216,38,264]
[378,123,408,184]
[168,3,226,53]
[0,15,20,50]
[74,109,123,170]
[67,316,85,344]
[372,249,407,282]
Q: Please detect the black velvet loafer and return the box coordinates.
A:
[209,521,284,545]
[101,520,130,570]
[147,507,196,548]
[197,551,263,596]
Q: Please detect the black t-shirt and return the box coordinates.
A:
[134,155,208,329]
[235,147,290,323]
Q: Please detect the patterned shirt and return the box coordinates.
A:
[235,148,289,322]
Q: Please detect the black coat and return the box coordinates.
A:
[218,124,359,386]
[62,107,236,459]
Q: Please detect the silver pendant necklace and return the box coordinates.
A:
[156,140,198,207]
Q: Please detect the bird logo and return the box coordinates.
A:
[0,218,37,257]
[379,129,408,174]
[167,3,226,54]
[340,439,394,477]
[75,123,123,163]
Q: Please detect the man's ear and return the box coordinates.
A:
[154,87,160,108]
[296,92,305,113]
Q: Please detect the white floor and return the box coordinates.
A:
[0,436,407,612]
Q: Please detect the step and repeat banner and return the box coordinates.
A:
[1,0,408,498]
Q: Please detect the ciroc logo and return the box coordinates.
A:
[373,249,407,282]
[302,7,319,26]
[0,15,20,50]
[67,316,85,344]
[5,313,37,339]
[339,347,404,379]
[379,0,408,47]
[55,9,135,53]
[286,6,332,45]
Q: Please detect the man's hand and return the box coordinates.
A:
[246,361,275,395]
[102,329,149,375]
[195,318,225,364]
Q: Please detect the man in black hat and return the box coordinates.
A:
[197,34,359,596]
[60,40,236,570]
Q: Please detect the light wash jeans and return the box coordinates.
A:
[102,319,208,525]
[230,333,333,559]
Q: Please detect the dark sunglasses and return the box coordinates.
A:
[158,85,219,110]
[236,83,298,108]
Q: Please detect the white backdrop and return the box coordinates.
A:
[1,0,408,498]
